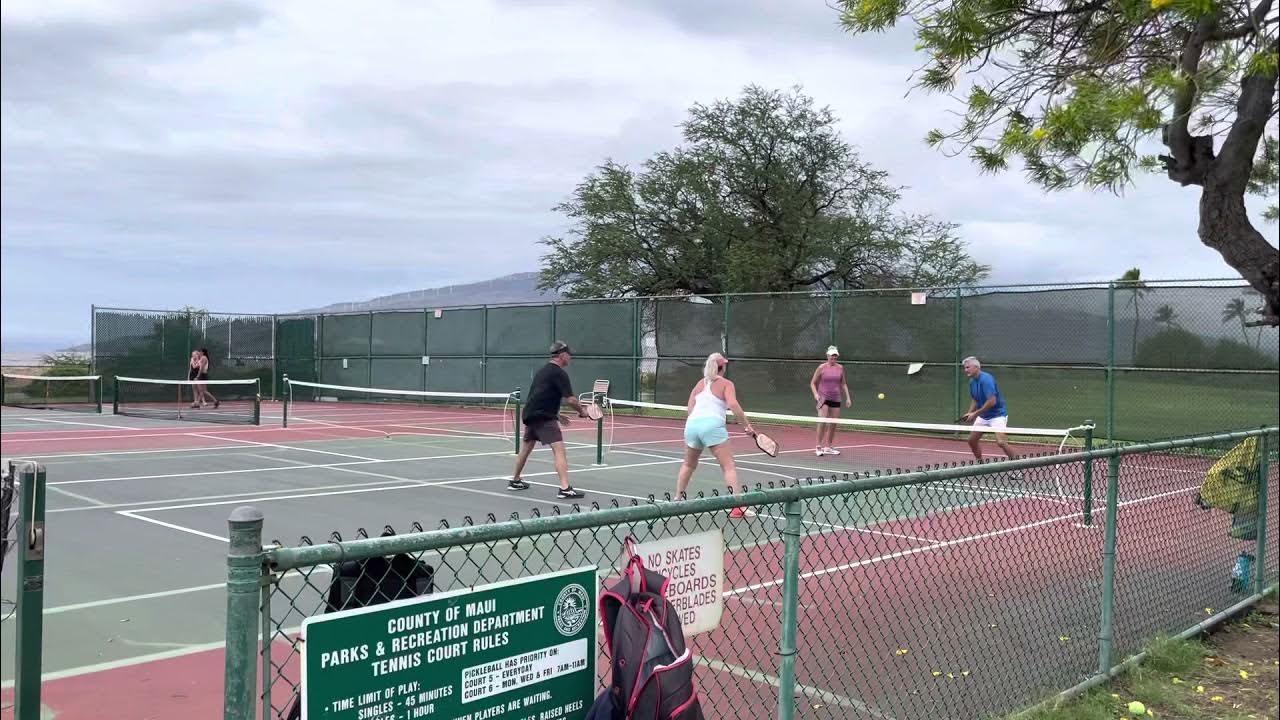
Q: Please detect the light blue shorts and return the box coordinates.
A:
[684,416,730,449]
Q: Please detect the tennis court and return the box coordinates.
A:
[2,381,1273,719]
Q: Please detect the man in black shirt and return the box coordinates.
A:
[509,341,586,499]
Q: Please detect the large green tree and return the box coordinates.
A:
[538,86,989,298]
[837,0,1280,325]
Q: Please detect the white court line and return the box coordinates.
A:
[3,415,143,430]
[6,444,254,461]
[117,510,230,543]
[726,509,1085,596]
[49,477,421,513]
[698,656,898,719]
[191,432,382,462]
[47,485,110,507]
[1123,463,1205,476]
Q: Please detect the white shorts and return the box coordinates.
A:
[972,415,1008,431]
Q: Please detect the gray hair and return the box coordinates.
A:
[962,356,981,369]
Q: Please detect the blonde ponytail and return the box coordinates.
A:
[703,353,726,384]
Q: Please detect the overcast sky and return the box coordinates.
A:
[1,0,1268,349]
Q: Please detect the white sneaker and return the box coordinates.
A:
[824,447,841,456]
[815,448,826,456]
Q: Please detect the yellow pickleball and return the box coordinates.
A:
[878,393,885,400]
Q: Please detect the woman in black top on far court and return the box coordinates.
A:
[190,348,219,409]
[509,341,586,499]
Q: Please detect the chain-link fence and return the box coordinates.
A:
[92,280,1277,438]
[224,427,1278,720]
[653,281,1278,442]
[92,306,275,396]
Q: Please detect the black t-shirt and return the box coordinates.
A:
[523,362,573,423]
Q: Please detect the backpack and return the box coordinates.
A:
[284,532,435,720]
[588,542,704,720]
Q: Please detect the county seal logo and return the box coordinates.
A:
[553,584,590,636]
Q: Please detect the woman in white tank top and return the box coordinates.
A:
[679,353,756,519]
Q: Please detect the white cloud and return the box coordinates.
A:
[1,0,1266,348]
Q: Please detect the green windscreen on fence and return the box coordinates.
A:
[554,300,636,356]
[728,295,831,360]
[370,312,426,357]
[321,314,370,358]
[486,305,554,355]
[426,357,482,392]
[369,357,424,391]
[834,292,956,363]
[656,299,723,358]
[426,308,485,356]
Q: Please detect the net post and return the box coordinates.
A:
[1105,281,1116,443]
[223,506,265,720]
[595,413,605,466]
[94,376,103,414]
[0,374,6,407]
[112,376,120,415]
[1254,431,1271,595]
[777,497,803,720]
[1081,421,1095,527]
[513,387,522,455]
[252,379,262,426]
[282,374,291,428]
[1096,453,1121,675]
[13,462,47,720]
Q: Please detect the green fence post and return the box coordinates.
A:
[722,294,731,357]
[1096,453,1121,675]
[953,288,963,422]
[777,498,804,720]
[1081,422,1095,527]
[13,462,47,720]
[828,291,836,349]
[1106,282,1116,443]
[367,311,374,388]
[482,305,490,394]
[1254,432,1272,594]
[224,507,265,720]
[633,299,641,402]
[90,303,97,375]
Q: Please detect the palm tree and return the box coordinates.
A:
[1222,298,1253,347]
[1153,304,1178,329]
[1117,268,1148,361]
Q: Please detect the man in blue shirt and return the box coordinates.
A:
[960,356,1016,461]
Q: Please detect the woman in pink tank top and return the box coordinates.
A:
[809,346,851,456]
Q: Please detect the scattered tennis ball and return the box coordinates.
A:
[1127,700,1146,715]
[877,393,886,400]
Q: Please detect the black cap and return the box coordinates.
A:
[550,341,572,356]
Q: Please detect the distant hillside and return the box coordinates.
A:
[298,272,562,313]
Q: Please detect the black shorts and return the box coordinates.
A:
[197,373,209,381]
[522,418,563,446]
[822,400,842,409]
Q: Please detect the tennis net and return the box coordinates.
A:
[282,379,520,444]
[1,374,103,413]
[603,398,1095,505]
[113,376,262,425]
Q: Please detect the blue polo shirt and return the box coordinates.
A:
[969,371,1007,420]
